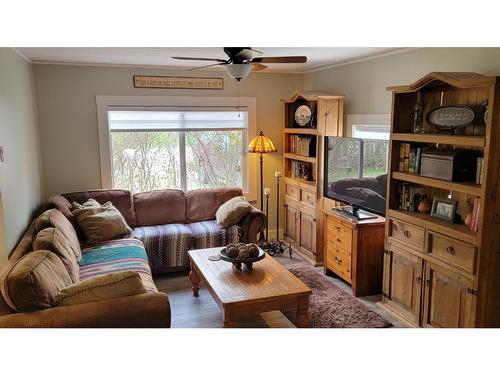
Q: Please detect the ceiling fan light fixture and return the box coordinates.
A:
[225,64,252,81]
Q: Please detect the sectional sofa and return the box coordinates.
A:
[0,187,266,327]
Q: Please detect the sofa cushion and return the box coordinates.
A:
[32,228,80,283]
[185,187,243,223]
[48,195,84,240]
[79,238,157,292]
[71,199,132,243]
[0,251,72,312]
[57,271,146,307]
[187,220,240,250]
[134,189,186,226]
[35,208,82,261]
[133,224,191,269]
[63,189,136,227]
[216,196,253,228]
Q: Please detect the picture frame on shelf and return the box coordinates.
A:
[430,196,458,222]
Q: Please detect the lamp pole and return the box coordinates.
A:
[259,152,264,211]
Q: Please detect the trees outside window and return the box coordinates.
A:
[109,110,247,193]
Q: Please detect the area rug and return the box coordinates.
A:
[282,267,392,328]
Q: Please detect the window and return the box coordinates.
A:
[347,114,390,178]
[97,96,257,199]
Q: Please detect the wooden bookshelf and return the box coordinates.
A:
[382,72,500,328]
[392,172,483,197]
[284,128,318,135]
[391,133,486,147]
[281,91,344,266]
[284,153,317,164]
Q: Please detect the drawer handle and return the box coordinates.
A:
[338,259,343,265]
[336,238,341,243]
[392,223,398,232]
[447,246,456,255]
[334,256,343,265]
[416,276,422,284]
[404,230,412,238]
[336,226,341,232]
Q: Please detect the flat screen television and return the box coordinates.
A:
[324,136,389,219]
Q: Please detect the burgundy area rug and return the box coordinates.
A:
[282,267,392,328]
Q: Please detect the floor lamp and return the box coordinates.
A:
[246,131,276,211]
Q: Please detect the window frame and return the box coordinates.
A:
[96,96,257,201]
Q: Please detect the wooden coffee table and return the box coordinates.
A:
[188,247,312,328]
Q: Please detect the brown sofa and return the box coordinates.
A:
[0,187,265,327]
[51,187,266,273]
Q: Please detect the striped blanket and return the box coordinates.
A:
[79,238,157,292]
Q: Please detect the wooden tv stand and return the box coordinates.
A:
[322,208,385,297]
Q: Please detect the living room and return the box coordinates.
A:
[1,2,499,374]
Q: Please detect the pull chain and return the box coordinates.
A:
[236,79,240,117]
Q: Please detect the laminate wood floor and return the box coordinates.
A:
[154,251,409,328]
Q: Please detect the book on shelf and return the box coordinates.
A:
[398,142,424,174]
[469,197,481,233]
[398,183,428,212]
[475,157,484,185]
[288,135,315,157]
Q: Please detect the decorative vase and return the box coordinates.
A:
[417,197,432,214]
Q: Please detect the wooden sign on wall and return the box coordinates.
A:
[133,75,224,90]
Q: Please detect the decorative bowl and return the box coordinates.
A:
[219,246,265,271]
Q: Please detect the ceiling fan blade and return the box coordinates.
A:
[251,63,267,72]
[172,56,227,63]
[251,56,307,64]
[190,62,225,71]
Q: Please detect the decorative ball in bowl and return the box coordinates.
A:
[219,243,265,271]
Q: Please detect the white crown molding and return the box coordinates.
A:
[28,48,418,75]
[30,59,305,74]
[12,48,32,63]
[303,48,420,74]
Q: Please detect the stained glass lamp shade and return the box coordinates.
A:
[246,131,276,211]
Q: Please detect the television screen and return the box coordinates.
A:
[324,136,389,216]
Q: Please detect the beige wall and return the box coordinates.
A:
[304,48,500,122]
[33,64,303,233]
[0,48,43,261]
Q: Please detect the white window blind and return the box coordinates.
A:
[108,110,248,131]
[352,124,390,140]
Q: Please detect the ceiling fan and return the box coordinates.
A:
[172,47,307,81]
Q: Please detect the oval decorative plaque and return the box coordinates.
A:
[427,105,475,132]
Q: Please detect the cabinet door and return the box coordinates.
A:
[299,210,316,256]
[422,262,476,328]
[284,203,299,243]
[384,248,423,326]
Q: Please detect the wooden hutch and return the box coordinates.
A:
[282,91,344,265]
[382,72,500,327]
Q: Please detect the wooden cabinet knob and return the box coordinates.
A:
[336,238,341,243]
[338,259,342,265]
[336,226,341,232]
[392,223,398,232]
[447,246,455,255]
[416,276,422,284]
[404,230,412,238]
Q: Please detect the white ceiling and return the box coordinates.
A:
[17,47,406,73]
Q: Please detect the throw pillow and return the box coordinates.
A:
[71,199,132,243]
[57,271,146,307]
[0,251,72,312]
[215,196,252,228]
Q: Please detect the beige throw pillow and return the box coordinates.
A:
[71,199,132,243]
[57,271,146,307]
[216,196,252,228]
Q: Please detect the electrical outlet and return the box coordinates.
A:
[0,146,4,163]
